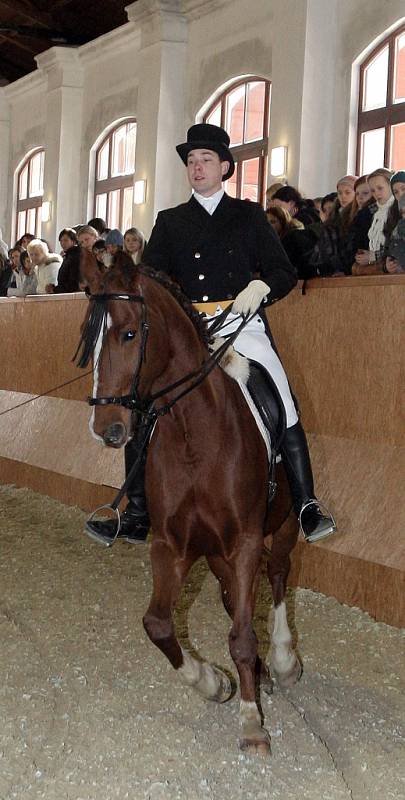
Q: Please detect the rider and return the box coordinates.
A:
[86,123,336,545]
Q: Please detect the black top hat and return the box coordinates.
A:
[176,123,235,181]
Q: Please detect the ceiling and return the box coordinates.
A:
[0,0,133,84]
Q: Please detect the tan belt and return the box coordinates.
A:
[193,300,233,314]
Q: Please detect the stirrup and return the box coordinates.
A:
[84,504,121,548]
[299,499,337,544]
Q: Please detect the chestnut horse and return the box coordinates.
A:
[77,251,301,756]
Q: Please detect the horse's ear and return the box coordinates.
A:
[80,248,102,293]
[114,250,137,272]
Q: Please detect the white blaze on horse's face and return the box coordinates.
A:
[89,312,113,443]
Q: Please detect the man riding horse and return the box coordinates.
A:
[86,122,336,546]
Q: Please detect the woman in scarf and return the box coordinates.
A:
[352,168,394,275]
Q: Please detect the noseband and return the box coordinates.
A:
[76,291,254,421]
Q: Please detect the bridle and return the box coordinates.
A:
[78,291,252,422]
[84,293,150,413]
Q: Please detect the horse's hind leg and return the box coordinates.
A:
[208,555,273,694]
[143,539,231,703]
[266,526,302,689]
[209,551,271,756]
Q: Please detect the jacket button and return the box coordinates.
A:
[198,274,205,280]
[194,252,201,259]
[228,271,233,277]
[202,294,208,301]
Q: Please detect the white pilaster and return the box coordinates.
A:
[35,48,84,248]
[126,0,188,236]
[267,0,308,191]
[0,89,10,243]
[298,0,340,196]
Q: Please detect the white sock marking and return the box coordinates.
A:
[271,601,296,674]
[177,649,222,698]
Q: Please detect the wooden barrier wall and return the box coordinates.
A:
[0,278,404,627]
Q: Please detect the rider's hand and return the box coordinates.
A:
[232,279,271,316]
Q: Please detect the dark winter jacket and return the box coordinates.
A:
[53,245,82,293]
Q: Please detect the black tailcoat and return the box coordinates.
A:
[143,193,297,305]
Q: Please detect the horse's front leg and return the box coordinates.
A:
[142,539,231,703]
[228,548,271,756]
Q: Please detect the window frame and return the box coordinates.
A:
[356,24,405,172]
[93,118,137,230]
[15,148,45,239]
[204,78,271,206]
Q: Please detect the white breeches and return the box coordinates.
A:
[207,309,298,428]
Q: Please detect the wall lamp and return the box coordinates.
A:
[270,146,288,178]
[134,179,147,205]
[41,201,52,222]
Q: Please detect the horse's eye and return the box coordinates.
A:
[122,330,136,342]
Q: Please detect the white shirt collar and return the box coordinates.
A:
[193,188,224,215]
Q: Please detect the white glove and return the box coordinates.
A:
[232,279,270,316]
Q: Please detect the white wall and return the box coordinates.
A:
[0,0,404,248]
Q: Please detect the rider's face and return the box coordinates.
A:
[186,149,228,197]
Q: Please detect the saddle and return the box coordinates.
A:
[246,359,286,455]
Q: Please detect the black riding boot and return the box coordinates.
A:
[85,433,150,546]
[280,421,336,543]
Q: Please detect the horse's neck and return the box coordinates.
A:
[146,291,223,414]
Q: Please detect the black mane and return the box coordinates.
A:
[74,258,212,368]
[138,264,211,347]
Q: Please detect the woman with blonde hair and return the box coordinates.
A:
[123,227,145,265]
[26,239,62,294]
[353,167,394,274]
[340,176,374,272]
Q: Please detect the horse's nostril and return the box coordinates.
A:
[103,422,127,447]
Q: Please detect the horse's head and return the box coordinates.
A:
[76,249,174,448]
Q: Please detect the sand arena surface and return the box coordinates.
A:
[0,484,404,800]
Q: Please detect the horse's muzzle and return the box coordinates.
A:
[103,422,128,448]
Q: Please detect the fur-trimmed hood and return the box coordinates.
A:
[35,253,62,294]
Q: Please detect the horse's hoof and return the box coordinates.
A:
[273,658,302,690]
[209,667,232,703]
[260,664,274,695]
[239,731,271,757]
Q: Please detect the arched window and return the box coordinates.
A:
[94,119,136,231]
[204,78,271,205]
[357,25,405,173]
[16,149,44,240]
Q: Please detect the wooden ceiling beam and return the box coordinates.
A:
[0,0,54,29]
[47,0,74,8]
[0,30,41,55]
[0,32,35,61]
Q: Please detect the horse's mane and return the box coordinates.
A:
[138,264,211,347]
[74,253,211,368]
[105,253,210,347]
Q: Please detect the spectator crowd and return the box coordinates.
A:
[266,168,405,279]
[0,219,145,298]
[0,167,404,298]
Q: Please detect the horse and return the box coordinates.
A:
[77,250,301,756]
